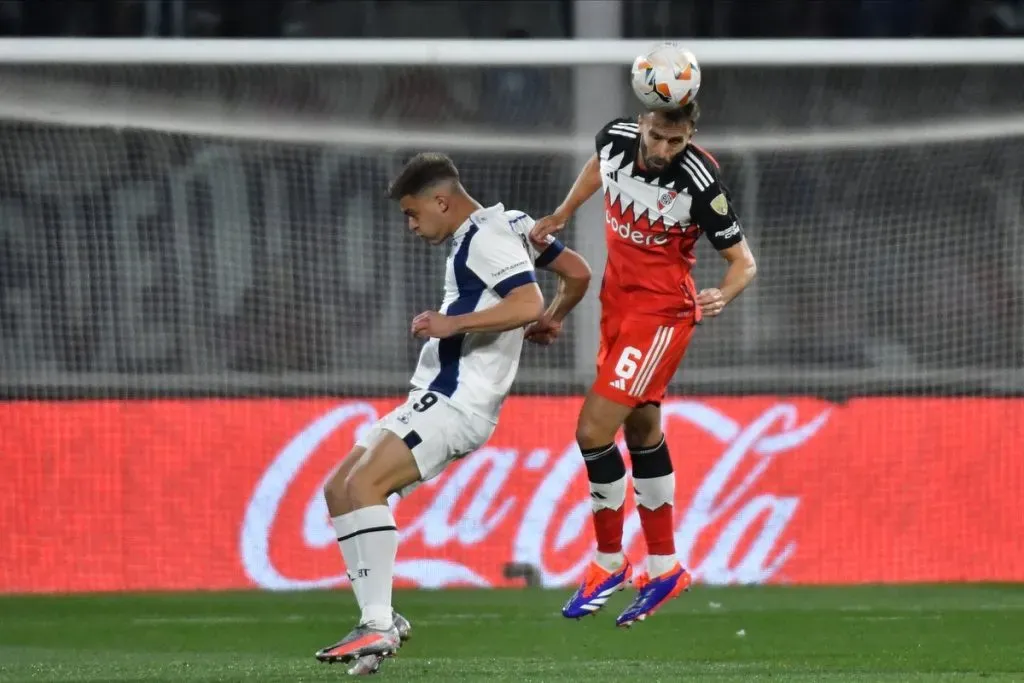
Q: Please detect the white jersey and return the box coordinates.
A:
[409,203,564,422]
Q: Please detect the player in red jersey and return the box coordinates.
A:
[530,102,757,627]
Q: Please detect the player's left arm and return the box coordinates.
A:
[701,240,756,317]
[523,217,591,323]
[524,246,591,345]
[536,246,591,323]
[690,180,757,317]
[412,284,544,338]
[509,213,592,344]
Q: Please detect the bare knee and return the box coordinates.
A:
[324,467,351,516]
[342,464,384,511]
[323,448,364,516]
[576,401,626,450]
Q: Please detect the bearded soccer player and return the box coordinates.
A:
[530,103,757,627]
[314,153,592,674]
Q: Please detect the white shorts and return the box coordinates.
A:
[355,389,495,496]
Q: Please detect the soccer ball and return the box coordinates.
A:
[630,43,701,111]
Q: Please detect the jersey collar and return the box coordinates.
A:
[453,203,505,240]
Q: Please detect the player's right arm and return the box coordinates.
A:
[531,117,634,242]
[413,226,545,339]
[530,154,602,241]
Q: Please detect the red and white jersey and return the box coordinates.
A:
[596,117,745,321]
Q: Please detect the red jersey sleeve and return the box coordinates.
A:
[681,146,745,251]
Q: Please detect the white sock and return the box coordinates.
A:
[647,554,678,578]
[331,513,365,609]
[595,551,625,572]
[349,505,399,630]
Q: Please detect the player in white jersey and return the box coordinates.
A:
[315,153,592,673]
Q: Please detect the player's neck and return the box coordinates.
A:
[444,195,484,239]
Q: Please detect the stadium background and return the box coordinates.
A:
[2,0,1024,596]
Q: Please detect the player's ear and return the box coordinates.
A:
[434,193,449,213]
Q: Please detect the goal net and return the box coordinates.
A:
[2,43,1023,593]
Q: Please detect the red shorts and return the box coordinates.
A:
[593,314,696,407]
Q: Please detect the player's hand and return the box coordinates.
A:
[411,311,458,339]
[697,288,727,317]
[530,212,569,243]
[524,316,562,346]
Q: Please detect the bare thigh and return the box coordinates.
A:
[623,402,663,450]
[345,431,422,508]
[323,431,421,515]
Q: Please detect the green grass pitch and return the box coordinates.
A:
[2,586,1024,682]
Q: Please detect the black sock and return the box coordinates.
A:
[581,443,627,483]
[629,437,674,479]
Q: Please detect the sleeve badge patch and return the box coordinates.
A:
[710,193,729,216]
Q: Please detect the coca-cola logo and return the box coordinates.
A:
[239,399,831,590]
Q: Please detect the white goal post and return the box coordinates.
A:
[0,38,1022,397]
[2,37,1024,66]
[3,38,1024,151]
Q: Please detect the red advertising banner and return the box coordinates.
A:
[2,396,1023,594]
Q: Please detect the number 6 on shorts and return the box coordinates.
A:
[614,346,643,380]
[596,322,696,405]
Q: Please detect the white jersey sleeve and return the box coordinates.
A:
[503,210,566,268]
[465,213,538,297]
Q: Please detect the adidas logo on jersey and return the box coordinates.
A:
[609,378,627,391]
[607,121,638,140]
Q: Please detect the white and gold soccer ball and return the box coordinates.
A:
[630,43,701,111]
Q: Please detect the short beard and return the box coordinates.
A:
[640,142,668,171]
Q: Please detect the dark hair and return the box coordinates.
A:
[650,100,700,128]
[387,152,460,200]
